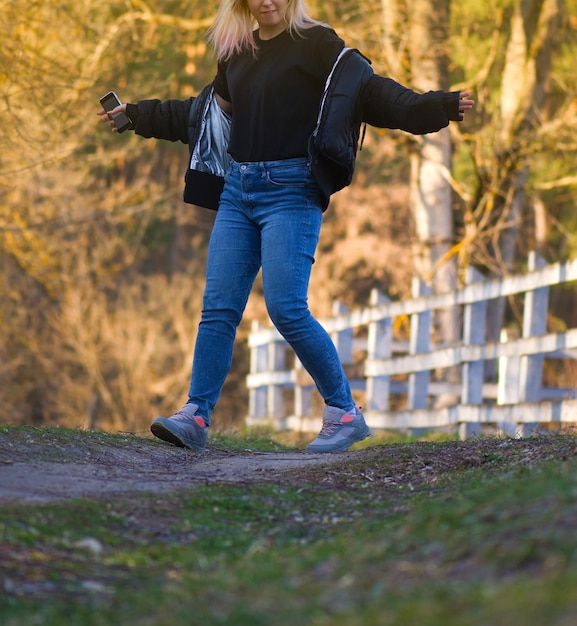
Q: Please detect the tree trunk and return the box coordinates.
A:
[381,0,456,303]
[484,0,561,365]
[380,0,459,403]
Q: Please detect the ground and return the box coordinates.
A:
[3,427,577,625]
[1,426,574,504]
[0,428,348,504]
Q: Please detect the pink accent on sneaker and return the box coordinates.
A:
[193,416,207,428]
[340,414,354,423]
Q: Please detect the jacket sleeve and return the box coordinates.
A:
[360,75,461,135]
[127,98,194,144]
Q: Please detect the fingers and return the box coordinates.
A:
[108,103,127,116]
[96,111,118,132]
[455,91,474,122]
[459,91,475,110]
[96,104,126,132]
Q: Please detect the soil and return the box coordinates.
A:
[0,429,349,504]
[2,427,576,505]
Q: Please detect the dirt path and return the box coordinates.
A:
[0,429,345,504]
[3,427,574,505]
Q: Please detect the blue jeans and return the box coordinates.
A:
[187,158,354,423]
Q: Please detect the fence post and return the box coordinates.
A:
[497,328,520,435]
[331,300,353,364]
[497,328,520,405]
[365,288,391,413]
[408,278,432,412]
[518,251,549,435]
[460,266,487,439]
[248,320,267,423]
[267,340,286,422]
[294,357,313,419]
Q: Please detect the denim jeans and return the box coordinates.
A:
[187,158,354,423]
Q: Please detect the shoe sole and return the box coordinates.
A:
[150,420,205,451]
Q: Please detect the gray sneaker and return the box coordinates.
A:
[151,404,208,451]
[306,406,370,453]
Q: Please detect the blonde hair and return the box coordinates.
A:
[208,0,324,61]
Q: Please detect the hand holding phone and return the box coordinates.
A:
[99,91,132,133]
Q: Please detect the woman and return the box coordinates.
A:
[99,0,474,453]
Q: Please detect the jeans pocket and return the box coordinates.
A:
[266,161,310,188]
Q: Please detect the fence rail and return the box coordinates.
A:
[246,252,577,439]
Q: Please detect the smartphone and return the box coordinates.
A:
[100,91,132,133]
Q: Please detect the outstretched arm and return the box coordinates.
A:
[361,75,474,134]
[97,99,193,144]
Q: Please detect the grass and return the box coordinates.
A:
[1,428,577,625]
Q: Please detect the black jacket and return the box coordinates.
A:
[128,49,461,211]
[309,47,461,209]
[128,85,228,210]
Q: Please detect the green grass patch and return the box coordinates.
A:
[1,430,577,625]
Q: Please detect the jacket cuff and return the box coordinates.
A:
[442,92,462,122]
[126,103,139,129]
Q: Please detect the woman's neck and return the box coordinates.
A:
[258,23,287,40]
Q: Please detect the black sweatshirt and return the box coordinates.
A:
[127,26,461,156]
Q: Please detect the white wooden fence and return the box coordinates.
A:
[246,252,577,439]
